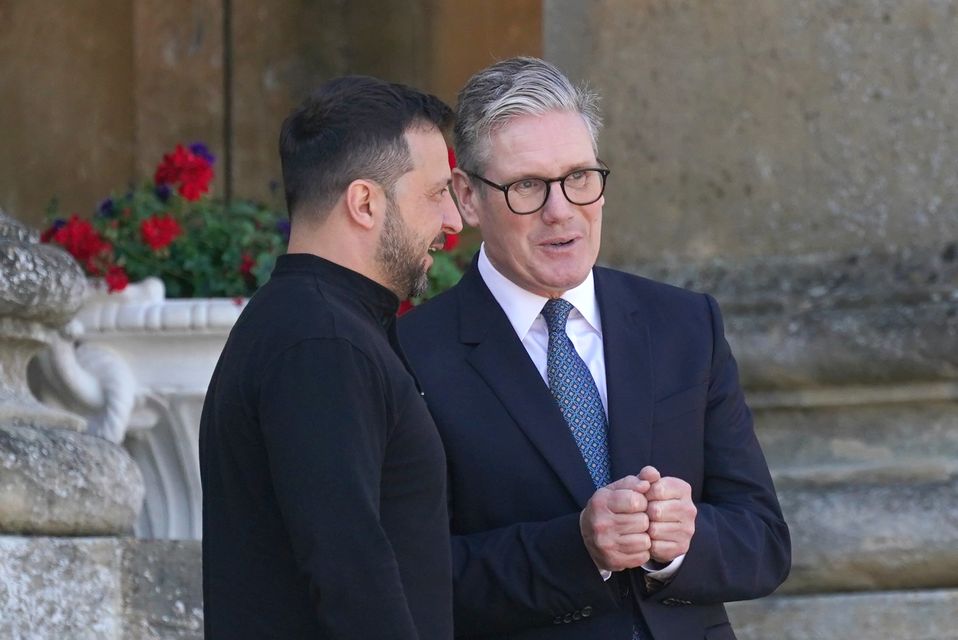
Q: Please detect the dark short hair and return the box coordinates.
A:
[279,76,453,221]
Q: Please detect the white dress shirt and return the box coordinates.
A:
[477,244,684,581]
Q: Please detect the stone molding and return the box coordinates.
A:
[621,242,958,389]
[77,276,245,336]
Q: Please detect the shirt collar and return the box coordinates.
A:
[477,243,602,340]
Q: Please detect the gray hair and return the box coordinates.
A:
[453,56,602,174]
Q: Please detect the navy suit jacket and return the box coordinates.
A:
[399,262,790,639]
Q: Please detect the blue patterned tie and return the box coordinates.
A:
[541,299,611,489]
[543,300,646,640]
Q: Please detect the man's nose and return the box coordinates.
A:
[540,181,574,224]
[441,191,463,234]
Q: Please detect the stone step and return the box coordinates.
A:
[728,588,958,640]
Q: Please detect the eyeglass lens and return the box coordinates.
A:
[507,169,606,214]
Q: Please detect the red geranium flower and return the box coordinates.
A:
[46,214,112,275]
[40,219,65,243]
[154,144,214,202]
[442,233,459,251]
[140,214,183,250]
[104,265,129,292]
[239,253,255,276]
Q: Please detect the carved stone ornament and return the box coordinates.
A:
[0,210,143,535]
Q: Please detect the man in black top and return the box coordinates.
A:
[199,76,462,639]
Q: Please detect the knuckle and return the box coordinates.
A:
[593,518,611,536]
[595,533,615,552]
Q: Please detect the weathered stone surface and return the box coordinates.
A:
[776,476,958,594]
[1,210,144,536]
[728,589,958,640]
[122,539,203,640]
[0,424,144,535]
[547,0,958,266]
[0,211,87,323]
[628,244,958,388]
[756,402,958,486]
[0,537,124,640]
[1,211,90,432]
[0,537,203,640]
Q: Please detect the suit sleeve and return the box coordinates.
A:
[647,293,791,605]
[258,338,420,639]
[449,512,622,635]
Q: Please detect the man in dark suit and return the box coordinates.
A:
[399,57,790,639]
[200,76,461,638]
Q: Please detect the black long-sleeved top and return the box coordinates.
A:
[200,253,452,639]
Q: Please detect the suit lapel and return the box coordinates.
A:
[457,265,598,508]
[594,268,654,480]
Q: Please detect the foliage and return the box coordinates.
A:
[42,142,291,298]
[42,141,475,304]
[401,229,477,314]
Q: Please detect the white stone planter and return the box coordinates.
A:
[33,277,244,540]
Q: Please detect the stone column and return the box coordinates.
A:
[546,1,958,637]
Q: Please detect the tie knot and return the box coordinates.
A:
[542,298,575,334]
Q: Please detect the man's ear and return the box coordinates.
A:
[451,168,481,228]
[343,179,384,230]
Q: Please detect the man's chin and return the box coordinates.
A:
[407,267,430,299]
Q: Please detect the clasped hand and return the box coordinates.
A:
[579,466,696,572]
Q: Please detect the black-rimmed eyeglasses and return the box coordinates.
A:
[465,165,611,215]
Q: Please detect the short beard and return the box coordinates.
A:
[375,197,430,299]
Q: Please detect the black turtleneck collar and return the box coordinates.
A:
[272,253,400,325]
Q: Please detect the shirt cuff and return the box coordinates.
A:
[642,553,686,581]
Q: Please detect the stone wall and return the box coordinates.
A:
[0,538,203,640]
[547,0,958,266]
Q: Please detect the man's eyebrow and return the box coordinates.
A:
[503,162,599,182]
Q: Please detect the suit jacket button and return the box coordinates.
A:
[581,606,593,618]
[663,597,678,606]
[553,616,563,625]
[563,613,573,623]
[572,611,582,621]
